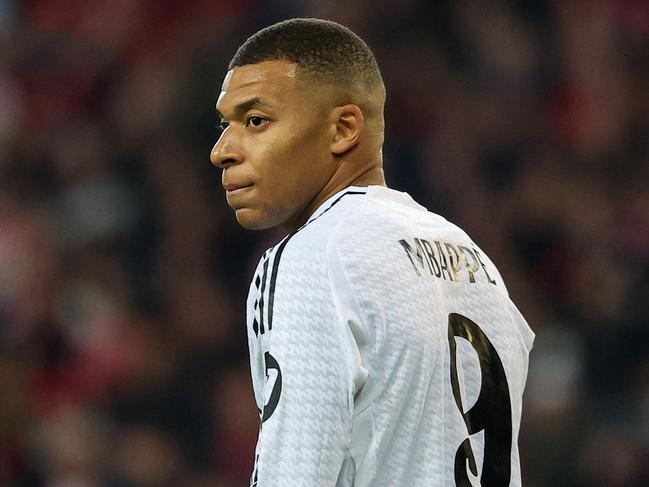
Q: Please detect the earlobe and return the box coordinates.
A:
[331,104,364,155]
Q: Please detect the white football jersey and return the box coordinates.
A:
[246,186,534,487]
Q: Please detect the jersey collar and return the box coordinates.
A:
[303,185,370,226]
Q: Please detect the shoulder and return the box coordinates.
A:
[272,186,446,269]
[258,187,400,301]
[261,185,501,286]
[328,186,508,290]
[276,188,370,266]
[328,186,447,259]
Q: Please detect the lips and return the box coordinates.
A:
[223,182,253,192]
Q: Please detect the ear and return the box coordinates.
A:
[330,104,364,155]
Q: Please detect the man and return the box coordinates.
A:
[211,18,534,487]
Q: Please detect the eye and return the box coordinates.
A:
[218,120,229,131]
[247,116,267,128]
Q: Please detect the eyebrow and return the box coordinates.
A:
[216,97,272,120]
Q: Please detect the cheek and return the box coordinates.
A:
[249,120,329,205]
[281,125,329,174]
[254,133,307,187]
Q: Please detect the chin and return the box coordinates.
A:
[235,208,278,230]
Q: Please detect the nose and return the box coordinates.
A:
[210,130,242,168]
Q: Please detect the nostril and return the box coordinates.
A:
[219,157,238,167]
[211,154,236,168]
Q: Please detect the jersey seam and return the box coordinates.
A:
[323,197,375,482]
[326,230,364,484]
[329,198,382,415]
[327,232,368,397]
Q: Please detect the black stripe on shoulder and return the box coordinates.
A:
[266,233,295,332]
[257,256,271,335]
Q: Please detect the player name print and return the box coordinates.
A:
[399,237,497,285]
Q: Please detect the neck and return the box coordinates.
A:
[284,155,385,233]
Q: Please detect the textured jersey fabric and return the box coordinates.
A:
[246,186,534,487]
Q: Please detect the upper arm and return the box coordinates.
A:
[249,235,361,485]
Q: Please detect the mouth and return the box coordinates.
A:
[223,183,254,195]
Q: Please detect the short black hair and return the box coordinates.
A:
[229,18,384,93]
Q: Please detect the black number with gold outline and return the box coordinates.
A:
[448,313,512,486]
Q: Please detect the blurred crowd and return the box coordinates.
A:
[0,0,648,485]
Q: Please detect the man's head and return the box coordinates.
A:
[210,18,386,230]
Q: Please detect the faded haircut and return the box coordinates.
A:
[229,18,385,95]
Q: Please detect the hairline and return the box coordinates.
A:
[229,58,381,112]
[230,56,362,88]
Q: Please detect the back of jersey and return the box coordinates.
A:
[333,186,534,487]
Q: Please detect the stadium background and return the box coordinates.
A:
[1,0,648,485]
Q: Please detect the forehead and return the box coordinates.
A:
[217,60,300,111]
